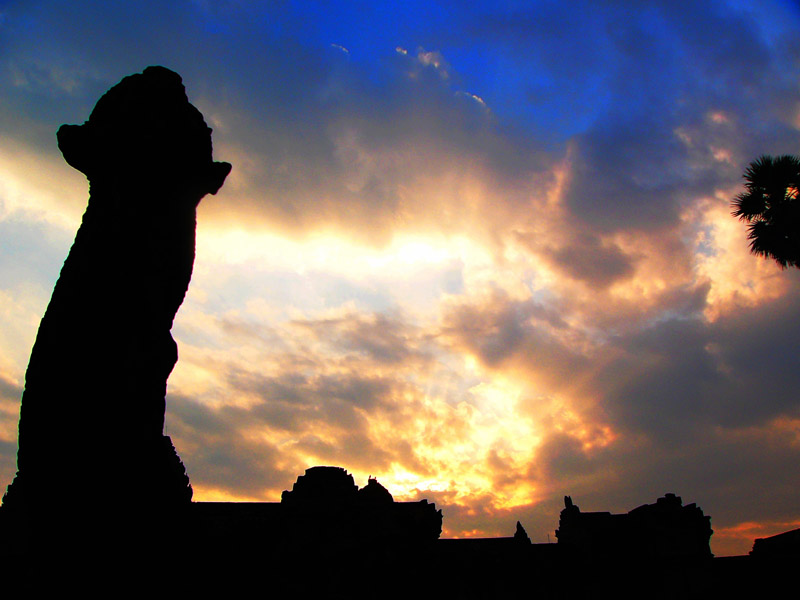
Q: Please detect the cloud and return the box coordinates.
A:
[414,48,449,79]
[167,394,291,498]
[590,283,800,437]
[542,233,636,289]
[441,290,588,393]
[291,311,430,365]
[0,368,22,492]
[167,305,467,495]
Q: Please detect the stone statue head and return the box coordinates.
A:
[57,66,231,197]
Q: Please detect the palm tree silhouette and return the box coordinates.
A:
[732,155,800,268]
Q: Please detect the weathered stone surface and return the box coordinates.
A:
[1,66,230,549]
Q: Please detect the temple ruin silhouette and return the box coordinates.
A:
[192,466,443,548]
[556,493,713,559]
[0,66,797,595]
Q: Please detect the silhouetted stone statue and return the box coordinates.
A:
[0,66,230,556]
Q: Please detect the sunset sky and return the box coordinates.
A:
[2,0,800,556]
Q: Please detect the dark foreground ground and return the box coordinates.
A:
[0,534,791,599]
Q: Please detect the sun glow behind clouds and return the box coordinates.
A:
[198,226,463,273]
[0,142,86,227]
[193,224,508,320]
[170,218,566,513]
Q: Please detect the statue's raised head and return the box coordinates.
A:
[57,66,231,196]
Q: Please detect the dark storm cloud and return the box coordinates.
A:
[534,432,597,481]
[593,281,800,437]
[597,317,726,436]
[227,368,400,432]
[442,291,586,390]
[710,289,800,423]
[292,311,428,365]
[563,123,692,233]
[542,232,636,288]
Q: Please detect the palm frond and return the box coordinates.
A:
[731,190,766,220]
[734,154,800,269]
[742,155,775,188]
